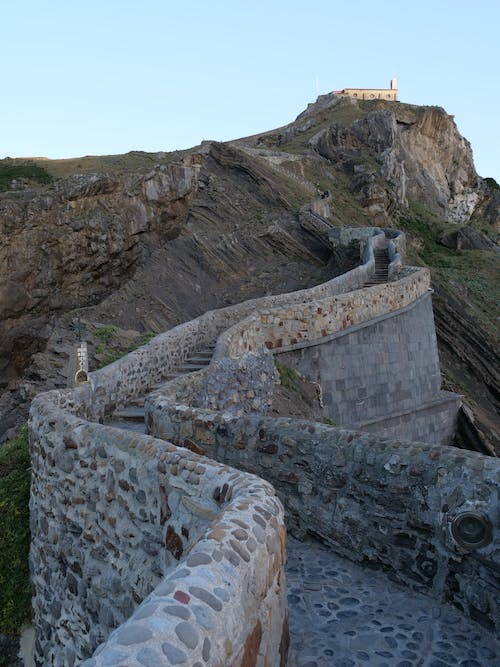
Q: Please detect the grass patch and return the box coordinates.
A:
[275,362,301,390]
[0,161,52,191]
[127,331,158,354]
[18,149,193,180]
[0,425,32,641]
[97,331,156,369]
[280,103,368,154]
[400,201,500,333]
[94,325,117,343]
[322,417,337,426]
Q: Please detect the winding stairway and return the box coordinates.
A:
[102,285,499,666]
[364,246,390,286]
[107,343,216,434]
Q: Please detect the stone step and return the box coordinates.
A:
[112,407,145,422]
[184,356,212,364]
[176,363,208,372]
[128,397,145,407]
[107,420,147,433]
[164,371,186,380]
[196,349,215,358]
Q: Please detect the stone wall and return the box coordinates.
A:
[29,392,288,666]
[28,224,383,665]
[216,266,430,358]
[29,221,494,666]
[28,223,389,665]
[81,225,386,423]
[337,88,398,101]
[276,293,458,444]
[350,393,462,444]
[148,405,500,634]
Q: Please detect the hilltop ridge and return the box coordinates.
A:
[0,94,498,451]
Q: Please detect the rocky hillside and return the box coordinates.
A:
[0,94,498,452]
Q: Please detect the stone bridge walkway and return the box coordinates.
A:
[105,343,500,667]
[101,253,499,667]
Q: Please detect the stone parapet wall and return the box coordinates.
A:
[217,267,429,358]
[29,223,390,664]
[387,230,405,277]
[29,220,487,666]
[29,393,287,665]
[76,226,385,422]
[350,392,462,444]
[275,292,451,443]
[147,404,500,634]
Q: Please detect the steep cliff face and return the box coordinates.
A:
[295,100,482,226]
[0,95,498,451]
[0,159,199,395]
[0,143,331,437]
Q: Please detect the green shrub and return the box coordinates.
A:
[0,162,52,191]
[97,331,156,369]
[484,176,499,190]
[400,200,499,332]
[94,325,117,343]
[0,425,32,639]
[275,362,300,390]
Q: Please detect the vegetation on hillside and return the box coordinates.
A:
[0,425,32,644]
[0,162,52,191]
[400,201,499,336]
[96,329,156,368]
[275,361,301,390]
[484,176,499,191]
[4,149,192,180]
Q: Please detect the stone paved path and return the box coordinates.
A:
[286,536,499,667]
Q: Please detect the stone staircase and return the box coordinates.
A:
[107,343,216,434]
[364,246,390,286]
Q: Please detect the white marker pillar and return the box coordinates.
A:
[75,341,89,384]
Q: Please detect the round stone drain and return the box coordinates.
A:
[451,511,492,549]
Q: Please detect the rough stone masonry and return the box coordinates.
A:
[28,225,498,665]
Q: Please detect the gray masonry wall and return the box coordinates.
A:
[29,221,498,665]
[29,395,288,666]
[148,403,500,635]
[28,224,389,666]
[351,393,461,444]
[277,293,458,444]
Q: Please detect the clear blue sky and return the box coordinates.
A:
[1,0,499,180]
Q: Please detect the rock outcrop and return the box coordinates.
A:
[307,102,481,225]
[1,95,498,452]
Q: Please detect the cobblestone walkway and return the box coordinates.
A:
[286,537,499,667]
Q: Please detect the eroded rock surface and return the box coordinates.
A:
[1,96,498,451]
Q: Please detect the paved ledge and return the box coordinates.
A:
[287,536,500,667]
[348,391,462,428]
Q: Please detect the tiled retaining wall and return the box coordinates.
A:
[349,392,462,444]
[29,392,288,666]
[276,293,459,445]
[148,405,500,634]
